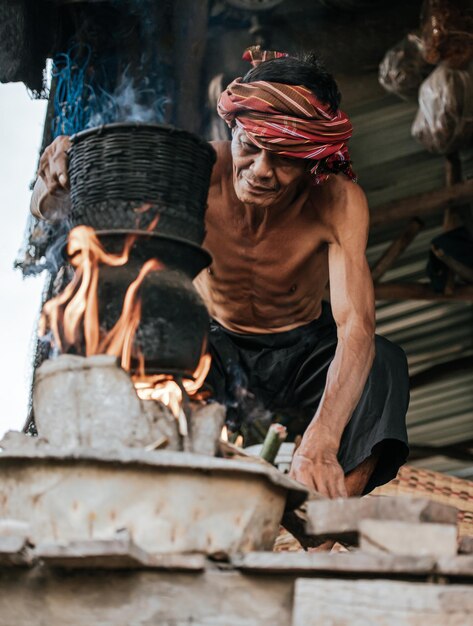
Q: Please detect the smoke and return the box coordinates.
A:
[20,219,72,278]
[87,70,170,127]
[223,361,274,444]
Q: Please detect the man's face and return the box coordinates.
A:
[231,127,308,208]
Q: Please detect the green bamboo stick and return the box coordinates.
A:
[260,423,287,465]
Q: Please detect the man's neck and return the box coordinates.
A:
[238,181,309,233]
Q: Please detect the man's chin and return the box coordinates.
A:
[235,184,275,207]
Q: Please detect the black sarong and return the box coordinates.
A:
[206,301,409,493]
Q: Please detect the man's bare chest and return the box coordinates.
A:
[203,199,329,293]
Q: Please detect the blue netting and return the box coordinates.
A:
[51,43,168,137]
[51,44,96,137]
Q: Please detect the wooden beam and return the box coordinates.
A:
[370,179,473,227]
[444,153,464,231]
[374,282,473,302]
[443,153,464,294]
[371,218,423,282]
[432,245,473,284]
[172,0,209,133]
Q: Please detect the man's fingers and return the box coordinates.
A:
[311,472,330,497]
[323,469,347,499]
[51,152,69,189]
[327,477,340,499]
[37,135,71,191]
[37,157,49,182]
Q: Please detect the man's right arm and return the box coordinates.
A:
[30,135,71,220]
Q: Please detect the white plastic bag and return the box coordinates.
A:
[412,62,473,154]
[379,34,432,101]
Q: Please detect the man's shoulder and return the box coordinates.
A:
[209,140,232,185]
[210,140,231,158]
[309,174,368,221]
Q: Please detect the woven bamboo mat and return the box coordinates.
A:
[373,465,473,537]
[274,465,473,551]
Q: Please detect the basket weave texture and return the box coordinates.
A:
[373,465,473,537]
[69,124,216,245]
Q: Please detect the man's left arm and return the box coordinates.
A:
[290,182,375,497]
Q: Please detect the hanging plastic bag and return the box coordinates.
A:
[379,34,433,101]
[420,0,473,68]
[412,62,473,154]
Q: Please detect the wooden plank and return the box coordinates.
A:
[359,520,458,557]
[437,555,473,578]
[292,579,473,626]
[35,539,206,570]
[0,569,294,626]
[370,179,473,227]
[234,551,436,576]
[374,282,473,302]
[306,496,458,542]
[371,218,423,282]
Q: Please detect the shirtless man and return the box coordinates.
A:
[33,52,409,498]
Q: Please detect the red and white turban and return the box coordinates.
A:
[217,52,356,185]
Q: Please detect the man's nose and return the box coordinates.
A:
[251,150,274,180]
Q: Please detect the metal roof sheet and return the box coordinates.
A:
[349,91,473,479]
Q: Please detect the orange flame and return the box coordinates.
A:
[133,351,212,434]
[40,214,160,360]
[98,258,163,370]
[40,225,148,359]
[40,218,211,428]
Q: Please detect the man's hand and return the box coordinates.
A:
[37,135,71,194]
[290,449,347,498]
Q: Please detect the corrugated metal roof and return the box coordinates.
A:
[349,92,473,479]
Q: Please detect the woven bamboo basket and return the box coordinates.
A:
[68,123,216,245]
